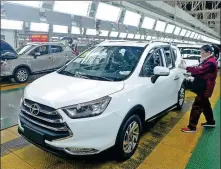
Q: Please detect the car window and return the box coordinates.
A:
[162,47,174,69]
[58,46,144,81]
[140,48,163,77]
[32,45,50,56]
[51,45,63,53]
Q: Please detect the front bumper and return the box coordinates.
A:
[18,127,69,157]
[18,109,123,156]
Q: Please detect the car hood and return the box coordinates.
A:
[24,72,124,109]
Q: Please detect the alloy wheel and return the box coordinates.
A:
[123,121,140,154]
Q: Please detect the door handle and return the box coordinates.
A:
[173,76,180,80]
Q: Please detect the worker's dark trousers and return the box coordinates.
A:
[188,95,215,130]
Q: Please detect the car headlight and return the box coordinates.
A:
[62,96,111,119]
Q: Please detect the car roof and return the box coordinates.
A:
[26,42,64,46]
[176,44,203,48]
[97,40,169,47]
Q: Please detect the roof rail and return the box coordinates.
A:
[149,40,170,44]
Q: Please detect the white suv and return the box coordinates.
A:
[18,41,186,160]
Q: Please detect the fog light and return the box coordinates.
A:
[65,147,99,155]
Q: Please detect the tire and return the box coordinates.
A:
[115,114,142,161]
[176,83,186,110]
[14,67,30,83]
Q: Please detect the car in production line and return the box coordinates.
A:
[0,40,76,83]
[18,40,186,160]
[177,44,220,69]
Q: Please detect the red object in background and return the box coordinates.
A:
[73,50,79,56]
[30,35,48,42]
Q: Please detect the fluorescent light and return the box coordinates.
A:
[123,10,141,27]
[95,2,121,22]
[155,20,166,32]
[174,27,181,35]
[7,1,42,8]
[190,32,195,38]
[86,29,96,36]
[134,34,141,39]
[141,16,155,29]
[193,33,198,39]
[185,30,191,37]
[127,34,134,39]
[99,30,109,37]
[141,35,145,40]
[30,22,49,32]
[53,1,92,17]
[198,35,202,40]
[53,25,68,33]
[146,36,152,40]
[119,32,127,38]
[1,19,23,30]
[71,26,80,34]
[165,24,175,33]
[110,31,119,37]
[180,29,187,36]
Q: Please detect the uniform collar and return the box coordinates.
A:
[200,55,213,63]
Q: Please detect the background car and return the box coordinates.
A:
[177,44,201,67]
[1,41,76,83]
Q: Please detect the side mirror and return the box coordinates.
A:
[151,66,170,83]
[34,52,41,58]
[153,66,170,76]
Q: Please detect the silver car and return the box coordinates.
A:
[1,42,76,83]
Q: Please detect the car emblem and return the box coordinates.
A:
[30,104,40,116]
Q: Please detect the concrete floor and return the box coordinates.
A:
[1,88,24,130]
[0,74,46,130]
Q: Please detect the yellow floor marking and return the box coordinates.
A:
[1,129,19,144]
[7,125,20,136]
[13,145,64,169]
[1,153,35,169]
[138,76,220,169]
[0,83,28,91]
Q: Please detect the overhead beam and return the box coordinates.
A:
[188,9,220,14]
[191,1,202,11]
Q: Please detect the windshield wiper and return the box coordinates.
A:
[58,71,114,81]
[58,70,89,79]
[80,74,114,81]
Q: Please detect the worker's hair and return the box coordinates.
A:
[201,45,213,53]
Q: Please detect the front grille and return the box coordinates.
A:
[21,99,69,132]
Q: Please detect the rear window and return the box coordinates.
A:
[0,40,16,54]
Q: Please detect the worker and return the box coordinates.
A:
[179,45,218,133]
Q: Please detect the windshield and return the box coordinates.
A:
[58,46,144,81]
[17,44,37,55]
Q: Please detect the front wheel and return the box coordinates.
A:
[115,114,142,161]
[176,83,185,110]
[14,67,30,83]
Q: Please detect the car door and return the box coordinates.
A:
[138,47,167,118]
[51,45,68,69]
[28,45,53,73]
[161,46,180,108]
